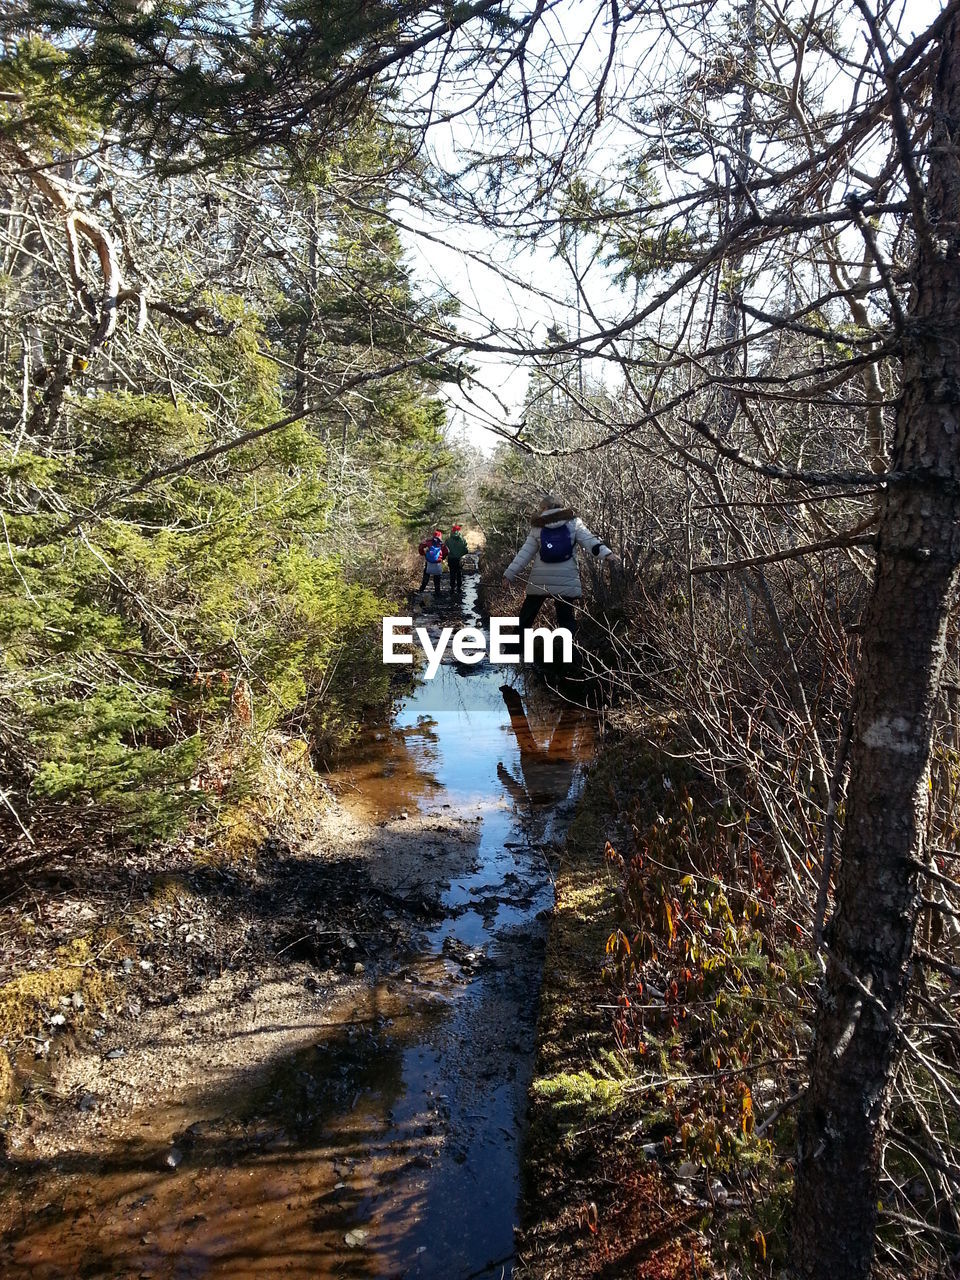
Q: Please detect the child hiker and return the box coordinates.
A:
[418,529,448,597]
[501,496,616,642]
[446,524,469,595]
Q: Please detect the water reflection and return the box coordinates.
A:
[1,577,598,1280]
[496,685,593,808]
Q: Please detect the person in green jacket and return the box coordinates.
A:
[446,524,469,595]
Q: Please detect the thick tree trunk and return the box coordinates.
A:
[792,17,960,1279]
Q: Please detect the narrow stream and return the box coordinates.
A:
[2,578,595,1279]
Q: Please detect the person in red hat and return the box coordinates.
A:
[417,528,448,597]
[446,524,469,595]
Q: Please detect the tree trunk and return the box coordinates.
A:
[792,16,960,1279]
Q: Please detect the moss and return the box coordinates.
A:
[0,937,114,1038]
[149,873,195,904]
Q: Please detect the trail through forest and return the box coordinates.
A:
[0,577,595,1279]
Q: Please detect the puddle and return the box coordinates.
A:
[1,578,595,1279]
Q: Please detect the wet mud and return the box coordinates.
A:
[0,579,595,1279]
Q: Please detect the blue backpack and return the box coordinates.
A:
[425,542,443,564]
[540,522,574,563]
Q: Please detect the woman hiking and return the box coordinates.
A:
[501,497,615,642]
[418,529,448,597]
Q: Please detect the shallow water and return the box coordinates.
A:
[2,578,595,1279]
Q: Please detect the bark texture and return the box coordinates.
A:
[793,17,960,1278]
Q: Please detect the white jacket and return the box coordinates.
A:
[504,508,612,598]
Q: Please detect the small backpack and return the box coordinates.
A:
[425,542,443,564]
[447,532,468,558]
[539,522,574,563]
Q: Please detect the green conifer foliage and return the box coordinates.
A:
[0,50,460,844]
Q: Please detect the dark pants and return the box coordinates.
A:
[518,593,577,636]
[420,566,443,593]
[449,557,463,593]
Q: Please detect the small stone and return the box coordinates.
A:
[48,1013,66,1028]
[165,1147,184,1170]
[344,1228,368,1248]
[353,962,365,975]
[105,1047,125,1061]
[399,811,409,821]
[122,958,134,974]
[677,1161,699,1179]
[78,1093,97,1112]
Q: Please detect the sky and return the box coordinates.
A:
[385,0,947,453]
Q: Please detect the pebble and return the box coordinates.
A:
[344,1228,368,1248]
[165,1147,184,1170]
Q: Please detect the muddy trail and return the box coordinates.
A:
[0,578,596,1280]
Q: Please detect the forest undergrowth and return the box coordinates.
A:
[519,710,817,1280]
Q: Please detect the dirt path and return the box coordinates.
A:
[0,580,595,1279]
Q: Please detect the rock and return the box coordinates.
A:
[677,1161,699,1180]
[122,958,134,974]
[105,1047,125,1061]
[399,811,409,821]
[165,1147,184,1170]
[353,962,365,975]
[48,1013,67,1028]
[344,1228,368,1248]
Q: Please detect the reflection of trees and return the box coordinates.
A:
[496,686,592,807]
[332,714,442,815]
